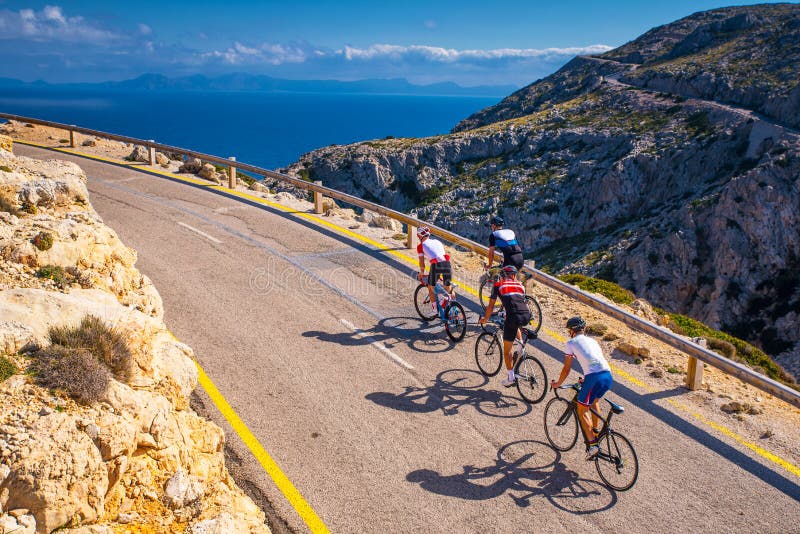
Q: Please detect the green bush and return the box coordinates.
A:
[32,231,54,251]
[0,165,12,173]
[0,355,17,382]
[667,313,795,386]
[559,273,635,305]
[21,201,37,214]
[36,265,68,287]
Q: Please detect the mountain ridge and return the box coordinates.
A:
[0,73,517,97]
[279,3,800,379]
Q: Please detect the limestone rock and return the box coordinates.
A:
[0,135,13,152]
[198,163,217,181]
[0,321,38,354]
[0,413,108,533]
[82,138,97,147]
[179,158,203,174]
[164,469,204,510]
[127,146,149,163]
[155,152,169,166]
[249,181,269,193]
[369,215,402,231]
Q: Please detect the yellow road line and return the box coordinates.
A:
[195,362,330,533]
[542,326,799,478]
[20,139,800,481]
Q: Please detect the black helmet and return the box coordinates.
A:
[490,215,504,227]
[501,265,518,277]
[566,316,586,330]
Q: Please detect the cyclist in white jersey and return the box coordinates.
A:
[416,226,453,316]
[551,316,613,460]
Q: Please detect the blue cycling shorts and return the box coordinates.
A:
[577,370,613,406]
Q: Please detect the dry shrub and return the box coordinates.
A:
[47,315,131,382]
[0,189,18,215]
[586,323,608,336]
[708,337,736,359]
[35,346,111,404]
[32,231,54,251]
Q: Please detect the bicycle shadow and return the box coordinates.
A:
[366,368,532,418]
[303,313,477,355]
[406,439,617,514]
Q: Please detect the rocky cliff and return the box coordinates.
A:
[281,4,800,378]
[0,138,268,532]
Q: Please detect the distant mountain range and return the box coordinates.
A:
[0,74,517,97]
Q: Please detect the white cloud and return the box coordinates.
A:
[138,23,151,35]
[341,43,613,62]
[203,42,312,65]
[0,5,117,43]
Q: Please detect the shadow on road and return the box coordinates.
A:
[531,336,800,501]
[407,439,617,514]
[366,368,532,418]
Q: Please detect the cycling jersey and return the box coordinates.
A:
[490,278,529,317]
[565,334,611,375]
[417,238,450,264]
[489,229,523,260]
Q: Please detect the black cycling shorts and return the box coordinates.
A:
[503,312,531,342]
[503,252,525,270]
[428,261,452,287]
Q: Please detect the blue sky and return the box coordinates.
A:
[0,1,793,86]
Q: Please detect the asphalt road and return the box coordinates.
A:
[16,145,800,533]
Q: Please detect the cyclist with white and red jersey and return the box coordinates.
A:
[416,226,454,315]
[551,316,613,460]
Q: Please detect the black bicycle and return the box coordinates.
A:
[413,276,467,342]
[543,383,639,491]
[478,266,543,335]
[474,317,547,404]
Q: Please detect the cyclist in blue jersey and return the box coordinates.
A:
[551,316,613,460]
[486,216,524,271]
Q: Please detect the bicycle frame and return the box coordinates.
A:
[553,384,617,448]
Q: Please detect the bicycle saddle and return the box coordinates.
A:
[521,327,537,339]
[605,399,625,414]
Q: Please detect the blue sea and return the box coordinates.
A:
[0,87,499,169]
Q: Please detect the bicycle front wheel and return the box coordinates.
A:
[543,397,579,451]
[414,284,437,321]
[515,355,547,404]
[595,430,639,491]
[524,296,543,335]
[444,301,467,342]
[475,331,503,376]
[479,278,503,315]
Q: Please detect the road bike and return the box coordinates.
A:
[474,316,547,404]
[543,383,639,491]
[479,266,543,334]
[414,276,467,342]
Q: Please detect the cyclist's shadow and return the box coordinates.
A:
[303,315,461,355]
[406,440,617,514]
[365,368,532,418]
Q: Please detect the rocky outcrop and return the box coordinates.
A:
[0,148,268,532]
[281,4,800,375]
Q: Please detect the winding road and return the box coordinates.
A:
[15,144,800,533]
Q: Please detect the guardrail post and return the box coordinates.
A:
[147,140,156,166]
[406,224,418,250]
[228,157,237,189]
[313,180,324,214]
[69,126,76,148]
[686,338,706,390]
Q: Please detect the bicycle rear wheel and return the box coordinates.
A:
[524,296,543,335]
[543,397,579,451]
[479,278,504,315]
[515,355,547,404]
[475,331,503,376]
[595,430,639,491]
[414,284,437,321]
[444,301,467,342]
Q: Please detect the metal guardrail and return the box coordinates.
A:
[2,112,798,409]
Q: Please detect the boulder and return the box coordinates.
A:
[126,146,149,163]
[198,163,217,181]
[164,469,204,510]
[178,158,203,174]
[155,152,169,166]
[249,181,269,193]
[81,138,97,147]
[369,215,403,231]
